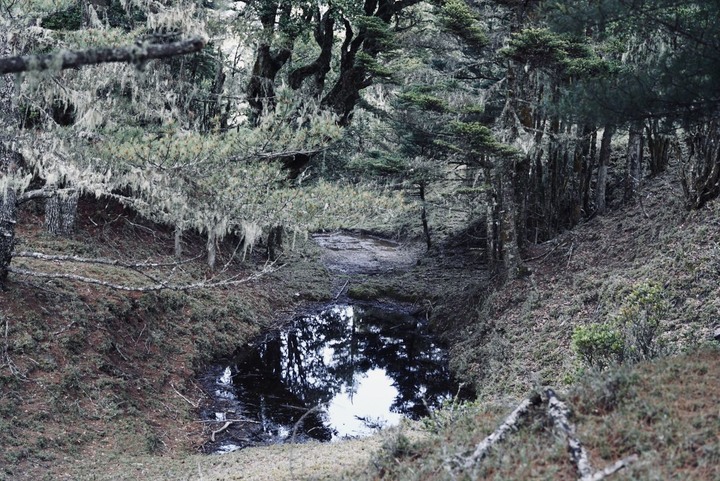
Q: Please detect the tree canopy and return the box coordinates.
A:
[1,0,719,286]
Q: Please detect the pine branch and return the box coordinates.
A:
[0,37,206,75]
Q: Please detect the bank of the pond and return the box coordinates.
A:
[197,232,473,452]
[63,423,428,481]
[1,210,486,481]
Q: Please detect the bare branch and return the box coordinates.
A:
[546,389,594,479]
[583,455,640,481]
[7,264,273,292]
[463,392,542,469]
[462,389,638,481]
[17,188,77,204]
[0,37,206,75]
[13,250,202,269]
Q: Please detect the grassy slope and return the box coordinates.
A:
[1,163,718,480]
[348,167,720,479]
[442,169,717,399]
[0,199,333,481]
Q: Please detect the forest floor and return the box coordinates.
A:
[1,163,719,480]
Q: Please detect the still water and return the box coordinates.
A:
[201,303,471,452]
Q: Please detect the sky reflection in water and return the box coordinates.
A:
[222,303,469,444]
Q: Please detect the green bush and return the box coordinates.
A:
[573,282,668,371]
[572,322,624,370]
[616,282,668,363]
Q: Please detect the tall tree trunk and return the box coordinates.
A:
[646,120,671,176]
[499,163,522,280]
[624,122,643,202]
[45,189,78,236]
[485,167,498,268]
[174,226,183,258]
[247,44,291,124]
[207,231,217,271]
[579,125,596,218]
[418,182,431,251]
[0,32,20,288]
[0,186,17,288]
[595,124,615,215]
[267,224,284,261]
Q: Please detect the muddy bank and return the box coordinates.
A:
[312,232,422,275]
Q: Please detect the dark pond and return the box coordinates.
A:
[199,302,473,453]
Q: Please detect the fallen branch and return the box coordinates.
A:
[333,279,350,301]
[171,383,200,408]
[522,240,561,263]
[584,455,640,481]
[210,421,233,442]
[463,392,542,469]
[196,418,260,424]
[0,37,206,74]
[8,264,273,292]
[546,389,593,479]
[461,389,638,481]
[546,389,638,481]
[14,250,202,269]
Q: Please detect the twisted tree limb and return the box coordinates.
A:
[0,38,206,75]
[546,388,594,479]
[546,389,638,481]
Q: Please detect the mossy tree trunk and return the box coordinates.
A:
[595,124,614,215]
[267,224,285,261]
[0,33,19,288]
[624,122,643,202]
[645,119,671,177]
[44,189,79,236]
[418,182,431,251]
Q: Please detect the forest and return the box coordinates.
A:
[2,0,720,282]
[1,0,719,480]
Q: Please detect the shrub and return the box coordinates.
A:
[616,281,668,363]
[572,322,624,370]
[573,281,668,371]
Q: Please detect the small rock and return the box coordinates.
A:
[714,327,720,342]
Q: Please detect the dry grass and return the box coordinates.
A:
[0,197,332,481]
[2,163,719,481]
[353,348,720,481]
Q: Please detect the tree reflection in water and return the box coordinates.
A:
[232,304,472,442]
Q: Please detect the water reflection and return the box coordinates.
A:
[226,304,470,444]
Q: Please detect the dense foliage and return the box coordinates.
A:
[2,0,719,281]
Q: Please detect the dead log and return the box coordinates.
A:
[546,389,638,481]
[546,388,594,479]
[463,392,542,469]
